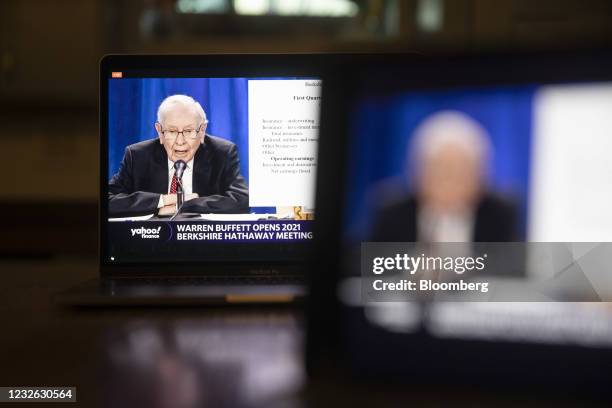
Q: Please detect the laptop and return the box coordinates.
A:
[308,49,612,391]
[57,54,328,305]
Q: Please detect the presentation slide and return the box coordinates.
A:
[529,83,612,242]
[248,79,321,208]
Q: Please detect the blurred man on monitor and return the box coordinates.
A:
[371,110,517,242]
[109,94,248,217]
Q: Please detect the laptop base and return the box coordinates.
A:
[56,277,306,306]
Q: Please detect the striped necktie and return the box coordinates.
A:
[169,173,178,194]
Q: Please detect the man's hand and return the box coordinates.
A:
[158,204,176,216]
[158,193,199,216]
[161,194,177,206]
[162,193,198,206]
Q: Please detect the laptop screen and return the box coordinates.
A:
[103,71,320,264]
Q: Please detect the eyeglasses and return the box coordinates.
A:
[160,124,203,140]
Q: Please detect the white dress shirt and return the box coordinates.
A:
[417,207,474,242]
[157,158,194,208]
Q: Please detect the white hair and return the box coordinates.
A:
[410,110,492,171]
[157,94,208,126]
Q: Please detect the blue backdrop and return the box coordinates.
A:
[347,85,536,240]
[108,78,249,180]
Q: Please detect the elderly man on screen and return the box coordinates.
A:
[109,94,249,217]
[371,110,518,242]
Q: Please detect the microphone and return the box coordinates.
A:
[174,160,187,180]
[170,160,187,221]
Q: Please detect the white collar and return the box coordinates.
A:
[167,158,194,172]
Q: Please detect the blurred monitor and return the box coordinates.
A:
[346,81,612,245]
[310,51,612,388]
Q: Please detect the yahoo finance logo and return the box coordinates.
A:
[131,226,162,239]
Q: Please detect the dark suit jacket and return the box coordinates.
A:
[370,193,518,242]
[108,135,249,217]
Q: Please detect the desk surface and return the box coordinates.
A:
[0,258,596,407]
[0,259,304,408]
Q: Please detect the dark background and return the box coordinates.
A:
[2,2,612,406]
